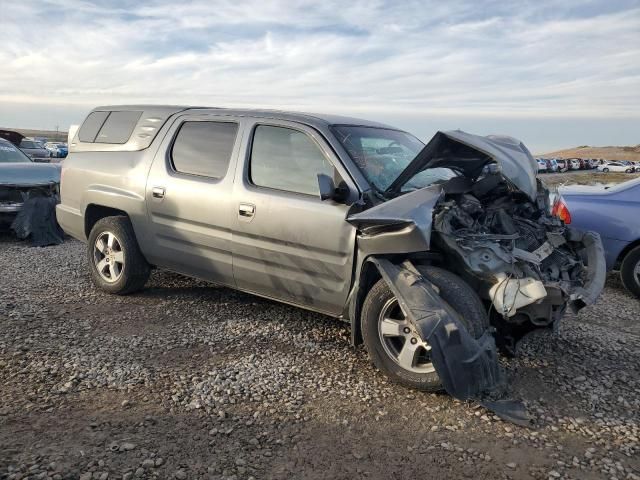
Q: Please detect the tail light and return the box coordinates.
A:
[552,197,572,224]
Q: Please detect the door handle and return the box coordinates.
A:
[238,203,255,218]
[152,186,165,199]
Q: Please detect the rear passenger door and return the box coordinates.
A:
[231,120,358,315]
[144,115,243,286]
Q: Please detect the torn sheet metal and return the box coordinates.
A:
[370,257,531,425]
[481,399,531,427]
[347,185,443,255]
[370,257,503,400]
[11,196,64,247]
[568,230,606,309]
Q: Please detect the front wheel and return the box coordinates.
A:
[602,168,609,173]
[620,246,640,298]
[87,216,150,295]
[361,266,489,391]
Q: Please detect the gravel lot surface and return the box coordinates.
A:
[1,171,639,480]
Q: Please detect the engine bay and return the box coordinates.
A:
[431,168,591,350]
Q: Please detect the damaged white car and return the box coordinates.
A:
[57,106,605,408]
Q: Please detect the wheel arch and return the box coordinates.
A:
[615,238,640,269]
[84,204,129,238]
[349,257,382,347]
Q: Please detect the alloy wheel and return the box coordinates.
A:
[377,297,435,374]
[93,231,125,283]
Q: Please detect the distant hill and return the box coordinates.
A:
[0,127,68,142]
[541,145,640,161]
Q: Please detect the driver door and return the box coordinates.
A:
[231,120,358,315]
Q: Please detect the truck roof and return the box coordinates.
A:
[91,105,394,129]
[72,105,397,153]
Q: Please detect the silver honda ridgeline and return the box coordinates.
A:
[57,106,605,400]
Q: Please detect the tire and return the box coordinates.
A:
[361,266,489,391]
[87,216,150,295]
[602,168,609,173]
[626,169,632,173]
[620,246,640,298]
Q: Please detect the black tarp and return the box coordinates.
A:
[11,195,64,247]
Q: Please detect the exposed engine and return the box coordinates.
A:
[431,168,591,351]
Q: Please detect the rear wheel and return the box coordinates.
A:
[620,246,640,298]
[361,266,489,391]
[602,168,609,172]
[87,216,150,294]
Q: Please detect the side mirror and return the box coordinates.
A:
[317,173,351,204]
[317,173,335,201]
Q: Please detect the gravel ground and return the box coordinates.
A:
[1,208,639,479]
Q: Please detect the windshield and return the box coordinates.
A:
[0,142,32,163]
[21,141,41,149]
[332,125,456,191]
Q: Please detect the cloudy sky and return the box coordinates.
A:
[1,0,638,152]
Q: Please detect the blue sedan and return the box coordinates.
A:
[556,178,640,297]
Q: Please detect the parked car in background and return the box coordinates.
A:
[545,159,559,172]
[536,158,547,173]
[0,138,61,226]
[45,142,68,158]
[557,178,640,298]
[55,105,605,398]
[556,159,568,172]
[597,161,634,173]
[19,139,51,162]
[0,130,51,162]
[569,159,581,170]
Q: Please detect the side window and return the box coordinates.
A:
[78,111,109,143]
[250,125,334,196]
[95,111,142,144]
[171,121,238,178]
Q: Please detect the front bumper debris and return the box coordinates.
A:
[370,257,502,400]
[370,257,532,425]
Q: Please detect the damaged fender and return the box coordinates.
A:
[368,256,502,400]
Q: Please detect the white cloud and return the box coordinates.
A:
[0,0,638,149]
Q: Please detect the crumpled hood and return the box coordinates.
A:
[0,163,61,186]
[388,130,539,201]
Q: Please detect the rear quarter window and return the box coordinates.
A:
[77,110,142,144]
[78,111,110,142]
[170,121,238,178]
[94,111,142,144]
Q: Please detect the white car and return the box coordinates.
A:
[597,161,634,173]
[536,158,547,173]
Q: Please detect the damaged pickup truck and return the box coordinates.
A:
[0,137,62,245]
[57,106,605,402]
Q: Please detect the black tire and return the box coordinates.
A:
[620,246,640,298]
[626,169,632,173]
[87,216,150,295]
[361,266,489,391]
[602,168,609,173]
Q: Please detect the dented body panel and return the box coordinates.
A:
[347,186,443,255]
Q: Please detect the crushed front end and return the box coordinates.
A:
[431,168,606,352]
